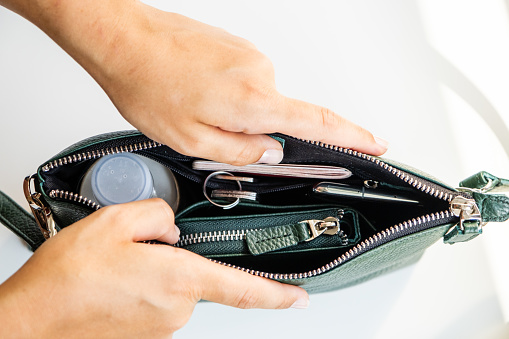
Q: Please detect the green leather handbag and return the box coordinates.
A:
[1,130,508,293]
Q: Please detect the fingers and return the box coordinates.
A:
[272,96,388,156]
[191,91,387,160]
[188,254,309,309]
[98,199,180,244]
[176,124,284,166]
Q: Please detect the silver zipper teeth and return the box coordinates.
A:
[205,138,454,280]
[45,137,457,280]
[48,187,451,279]
[175,229,348,248]
[42,140,162,172]
[49,189,101,210]
[175,229,256,247]
[299,139,455,202]
[211,209,452,280]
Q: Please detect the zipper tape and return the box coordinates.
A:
[33,133,468,280]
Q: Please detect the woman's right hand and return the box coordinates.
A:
[0,199,308,338]
[2,0,388,166]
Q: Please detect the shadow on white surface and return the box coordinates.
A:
[0,0,507,338]
[177,264,416,339]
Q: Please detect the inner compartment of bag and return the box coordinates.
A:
[175,203,363,257]
[39,137,451,273]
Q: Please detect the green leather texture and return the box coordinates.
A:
[5,128,508,294]
[472,192,509,223]
[279,224,452,292]
[458,171,509,223]
[176,206,353,257]
[460,171,509,191]
[0,191,45,250]
[246,222,310,255]
[443,220,482,245]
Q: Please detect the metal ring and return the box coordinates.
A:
[480,178,495,193]
[203,171,242,209]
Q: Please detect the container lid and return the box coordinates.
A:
[91,153,154,206]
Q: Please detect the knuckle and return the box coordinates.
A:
[180,283,203,305]
[274,299,291,310]
[240,80,277,109]
[232,289,260,309]
[98,204,125,222]
[95,204,130,233]
[172,132,205,158]
[151,197,174,216]
[229,142,259,166]
[319,107,341,131]
[147,198,175,224]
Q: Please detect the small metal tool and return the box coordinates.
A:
[211,189,257,201]
[203,171,257,209]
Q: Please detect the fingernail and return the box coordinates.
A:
[290,297,309,309]
[256,149,284,164]
[175,225,181,238]
[374,136,389,150]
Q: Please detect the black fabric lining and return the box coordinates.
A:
[36,131,452,274]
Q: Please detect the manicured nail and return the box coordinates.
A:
[174,225,181,238]
[374,136,389,150]
[290,297,309,309]
[256,149,284,164]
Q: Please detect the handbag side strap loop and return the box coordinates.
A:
[0,190,45,251]
[459,171,509,223]
[472,192,509,223]
[459,171,509,193]
[445,172,509,245]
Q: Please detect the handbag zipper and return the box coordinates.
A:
[176,229,254,247]
[49,189,101,210]
[41,140,162,172]
[209,139,475,280]
[34,136,479,280]
[212,209,455,280]
[174,215,348,248]
[296,137,456,201]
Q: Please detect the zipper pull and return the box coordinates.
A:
[246,213,345,256]
[450,195,482,224]
[444,195,484,244]
[305,217,341,241]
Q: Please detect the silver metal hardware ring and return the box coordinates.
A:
[203,171,242,209]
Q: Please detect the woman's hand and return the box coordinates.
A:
[97,4,389,164]
[0,199,309,338]
[3,0,388,165]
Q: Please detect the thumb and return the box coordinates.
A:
[276,97,389,156]
[185,125,284,166]
[191,254,309,309]
[97,199,180,244]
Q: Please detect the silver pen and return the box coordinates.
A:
[313,182,421,204]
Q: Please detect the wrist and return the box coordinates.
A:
[14,0,146,86]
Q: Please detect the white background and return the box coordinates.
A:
[1,1,508,338]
